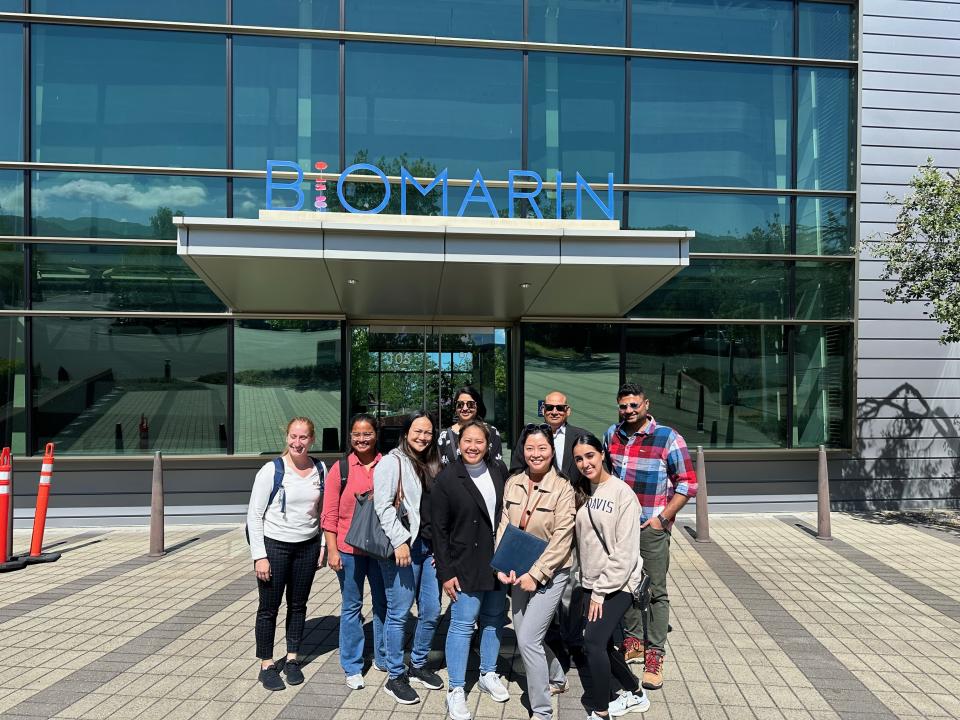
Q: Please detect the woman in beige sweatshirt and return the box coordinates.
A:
[572,433,650,719]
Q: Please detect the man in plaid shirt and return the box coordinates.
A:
[603,382,697,691]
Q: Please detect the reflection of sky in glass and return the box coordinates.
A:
[0,24,22,162]
[32,0,224,21]
[32,173,225,238]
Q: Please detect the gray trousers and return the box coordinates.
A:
[511,569,569,720]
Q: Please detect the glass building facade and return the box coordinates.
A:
[0,0,856,459]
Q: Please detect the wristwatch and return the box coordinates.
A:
[657,513,668,527]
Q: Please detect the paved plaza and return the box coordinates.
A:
[2,512,959,720]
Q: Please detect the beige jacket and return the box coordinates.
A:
[495,468,576,584]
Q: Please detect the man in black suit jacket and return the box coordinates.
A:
[511,391,588,485]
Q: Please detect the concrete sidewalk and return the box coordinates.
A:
[1,513,958,720]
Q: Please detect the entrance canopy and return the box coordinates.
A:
[175,212,692,321]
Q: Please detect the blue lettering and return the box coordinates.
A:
[456,169,498,218]
[400,167,448,216]
[338,163,391,214]
[507,170,544,219]
[265,160,304,211]
[575,172,614,221]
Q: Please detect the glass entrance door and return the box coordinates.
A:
[350,325,511,454]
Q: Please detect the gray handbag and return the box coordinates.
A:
[344,456,409,560]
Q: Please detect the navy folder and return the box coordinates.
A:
[491,523,548,577]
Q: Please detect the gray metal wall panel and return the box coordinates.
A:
[855,0,960,510]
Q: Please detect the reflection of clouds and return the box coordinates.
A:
[237,184,261,216]
[0,184,22,214]
[32,178,209,212]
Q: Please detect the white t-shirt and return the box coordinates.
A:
[553,424,567,468]
[465,460,496,523]
[247,459,324,560]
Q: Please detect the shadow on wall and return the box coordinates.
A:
[838,383,960,510]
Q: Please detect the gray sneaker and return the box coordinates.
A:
[477,672,509,702]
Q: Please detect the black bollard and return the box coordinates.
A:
[710,420,718,447]
[660,363,666,394]
[725,405,735,446]
[115,423,124,452]
[697,385,705,431]
[675,371,682,410]
[218,423,228,450]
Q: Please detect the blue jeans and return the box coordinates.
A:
[336,551,387,676]
[378,536,442,678]
[446,588,507,689]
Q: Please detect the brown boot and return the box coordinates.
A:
[623,636,645,665]
[642,647,664,690]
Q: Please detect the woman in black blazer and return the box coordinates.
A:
[432,420,510,720]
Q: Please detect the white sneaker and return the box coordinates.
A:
[447,687,472,720]
[345,673,364,690]
[608,689,650,716]
[477,672,509,702]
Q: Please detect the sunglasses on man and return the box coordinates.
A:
[542,403,568,412]
[618,401,646,411]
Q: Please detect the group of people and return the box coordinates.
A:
[246,383,698,720]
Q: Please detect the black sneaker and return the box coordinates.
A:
[282,659,304,685]
[409,664,444,690]
[384,673,420,704]
[259,665,286,691]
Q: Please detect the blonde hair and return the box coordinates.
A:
[282,417,316,455]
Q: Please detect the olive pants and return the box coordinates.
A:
[622,525,671,652]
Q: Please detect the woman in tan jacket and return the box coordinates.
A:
[495,424,576,720]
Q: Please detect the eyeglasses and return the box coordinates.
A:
[524,423,553,436]
[542,403,568,412]
[618,401,646,411]
[350,432,375,440]
[455,400,477,410]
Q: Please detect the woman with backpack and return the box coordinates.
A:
[572,433,650,718]
[374,410,444,705]
[437,385,503,466]
[247,417,325,691]
[321,413,388,689]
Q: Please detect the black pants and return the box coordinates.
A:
[255,535,320,660]
[581,589,640,713]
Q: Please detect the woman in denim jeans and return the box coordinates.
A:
[321,413,388,690]
[432,420,510,720]
[374,411,444,705]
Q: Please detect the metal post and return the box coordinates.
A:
[710,420,718,447]
[675,371,682,409]
[725,405,735,446]
[816,444,832,540]
[696,385,705,431]
[149,451,165,557]
[695,445,710,543]
[659,363,665,394]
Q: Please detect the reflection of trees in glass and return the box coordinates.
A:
[150,206,184,240]
[639,214,787,254]
[327,151,442,215]
[797,207,852,255]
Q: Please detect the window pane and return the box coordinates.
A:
[0,2,23,10]
[32,0,224,22]
[33,317,228,454]
[234,37,338,171]
[625,324,788,448]
[235,320,342,455]
[346,44,522,180]
[796,196,854,255]
[234,0,338,28]
[529,53,624,184]
[523,323,620,433]
[0,170,24,235]
[32,244,225,312]
[794,324,851,447]
[798,68,854,191]
[0,316,26,454]
[628,192,790,253]
[0,23,22,161]
[631,59,791,188]
[799,2,855,60]
[795,261,852,320]
[346,0,520,40]
[630,259,789,319]
[634,0,792,57]
[0,243,23,308]
[32,172,225,239]
[529,0,625,46]
[33,27,226,167]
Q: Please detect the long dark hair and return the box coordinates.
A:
[398,410,442,489]
[571,432,605,508]
[453,385,487,420]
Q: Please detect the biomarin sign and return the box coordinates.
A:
[265,160,615,220]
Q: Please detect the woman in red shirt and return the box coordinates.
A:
[321,413,387,689]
